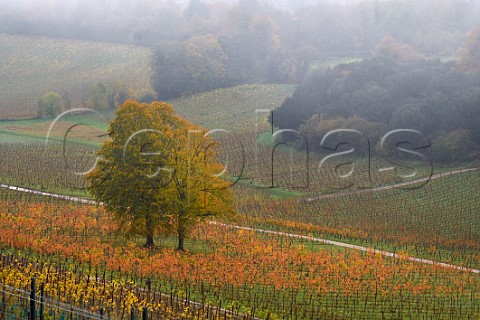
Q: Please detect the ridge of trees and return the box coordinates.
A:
[273,50,480,164]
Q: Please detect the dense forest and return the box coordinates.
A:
[273,31,480,164]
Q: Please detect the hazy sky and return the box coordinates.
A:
[1,0,352,13]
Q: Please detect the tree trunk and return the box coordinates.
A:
[145,232,154,248]
[145,213,155,248]
[177,224,186,251]
[177,234,185,251]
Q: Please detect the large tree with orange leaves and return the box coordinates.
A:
[88,100,234,250]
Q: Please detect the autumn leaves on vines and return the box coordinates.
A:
[87,100,234,250]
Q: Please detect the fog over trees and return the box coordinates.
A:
[3,0,479,54]
[3,0,480,164]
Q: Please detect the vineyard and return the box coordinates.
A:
[234,170,480,267]
[1,83,480,318]
[2,192,480,319]
[169,84,296,133]
[0,33,151,119]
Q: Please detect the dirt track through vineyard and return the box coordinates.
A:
[2,167,480,275]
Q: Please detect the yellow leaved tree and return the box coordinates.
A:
[87,100,234,250]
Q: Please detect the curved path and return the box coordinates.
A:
[210,221,480,274]
[2,167,480,276]
[0,184,98,204]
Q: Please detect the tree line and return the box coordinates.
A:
[36,81,154,117]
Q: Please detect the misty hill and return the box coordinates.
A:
[273,55,480,164]
[2,0,479,77]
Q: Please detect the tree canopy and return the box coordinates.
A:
[37,91,62,117]
[87,82,109,111]
[152,35,227,100]
[87,100,234,250]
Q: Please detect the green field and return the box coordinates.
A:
[0,33,152,119]
[170,83,296,133]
